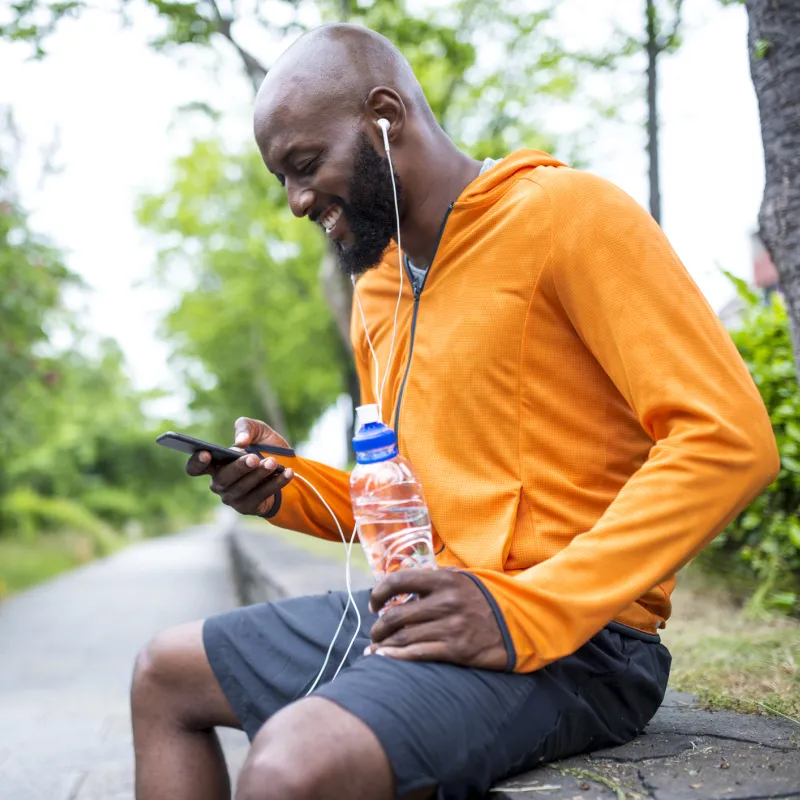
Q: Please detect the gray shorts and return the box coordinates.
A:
[203,588,670,799]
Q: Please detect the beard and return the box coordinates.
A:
[332,132,403,276]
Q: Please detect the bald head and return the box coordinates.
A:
[255,24,431,136]
[250,24,471,277]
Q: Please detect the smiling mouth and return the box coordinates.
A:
[319,205,343,236]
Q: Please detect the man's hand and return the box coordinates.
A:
[185,417,294,517]
[366,570,508,671]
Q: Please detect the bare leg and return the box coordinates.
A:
[235,696,434,800]
[131,620,242,800]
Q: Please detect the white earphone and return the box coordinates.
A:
[303,111,401,694]
[377,118,391,153]
[351,115,403,421]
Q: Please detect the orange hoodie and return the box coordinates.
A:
[266,150,780,673]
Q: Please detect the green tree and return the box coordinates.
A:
[3,0,618,450]
[0,158,75,499]
[642,0,684,225]
[708,277,800,613]
[138,139,345,445]
[0,144,213,593]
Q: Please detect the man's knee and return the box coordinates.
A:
[130,620,206,720]
[236,747,310,800]
[235,697,394,800]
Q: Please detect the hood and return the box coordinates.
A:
[456,149,568,208]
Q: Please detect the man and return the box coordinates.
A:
[130,23,780,800]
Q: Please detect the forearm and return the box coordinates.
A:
[472,407,779,673]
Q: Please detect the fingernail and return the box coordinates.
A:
[235,433,247,444]
[284,468,293,479]
[246,455,259,467]
[264,458,275,471]
[199,451,211,464]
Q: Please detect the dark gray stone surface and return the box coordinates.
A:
[228,524,373,605]
[234,525,800,800]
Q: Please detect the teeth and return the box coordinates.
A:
[321,206,342,232]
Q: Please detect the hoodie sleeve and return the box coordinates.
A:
[266,454,355,543]
[469,169,780,673]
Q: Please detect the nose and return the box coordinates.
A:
[286,179,316,219]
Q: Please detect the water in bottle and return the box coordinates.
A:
[349,404,436,612]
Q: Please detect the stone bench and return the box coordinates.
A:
[227,526,800,800]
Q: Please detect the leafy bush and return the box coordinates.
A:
[0,488,120,556]
[704,279,800,613]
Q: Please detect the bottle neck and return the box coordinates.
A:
[355,444,399,465]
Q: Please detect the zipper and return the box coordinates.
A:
[393,203,455,440]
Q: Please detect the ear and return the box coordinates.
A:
[365,87,406,148]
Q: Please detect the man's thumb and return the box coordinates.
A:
[233,417,289,449]
[233,417,270,447]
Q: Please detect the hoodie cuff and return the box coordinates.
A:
[261,490,282,520]
[460,571,517,672]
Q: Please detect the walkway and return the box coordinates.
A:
[0,526,249,800]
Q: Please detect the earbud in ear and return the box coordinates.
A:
[377,118,391,153]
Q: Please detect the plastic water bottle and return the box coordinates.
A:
[349,404,437,612]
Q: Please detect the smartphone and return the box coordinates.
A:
[156,431,295,468]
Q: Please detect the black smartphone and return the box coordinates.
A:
[156,431,295,468]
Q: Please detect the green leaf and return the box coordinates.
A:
[755,38,769,60]
[780,455,800,474]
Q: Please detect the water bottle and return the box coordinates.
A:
[349,404,437,613]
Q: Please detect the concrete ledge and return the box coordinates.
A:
[226,525,800,800]
[227,524,372,605]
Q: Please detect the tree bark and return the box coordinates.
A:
[745,0,800,382]
[645,0,662,226]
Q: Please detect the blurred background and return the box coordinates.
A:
[0,0,797,626]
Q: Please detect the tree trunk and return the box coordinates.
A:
[645,0,662,226]
[745,0,800,381]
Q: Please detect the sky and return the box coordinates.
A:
[0,0,765,467]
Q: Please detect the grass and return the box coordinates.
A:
[0,533,97,598]
[663,564,800,721]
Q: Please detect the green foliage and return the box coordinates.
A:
[0,157,215,596]
[0,534,94,597]
[0,166,75,478]
[138,139,345,445]
[1,487,114,551]
[644,0,685,55]
[705,280,800,613]
[755,38,770,60]
[0,0,83,56]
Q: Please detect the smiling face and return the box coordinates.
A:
[254,86,403,276]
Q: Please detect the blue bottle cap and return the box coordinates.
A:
[352,421,397,454]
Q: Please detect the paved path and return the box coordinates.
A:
[0,525,250,800]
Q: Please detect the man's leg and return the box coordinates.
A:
[235,697,434,800]
[131,620,241,800]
